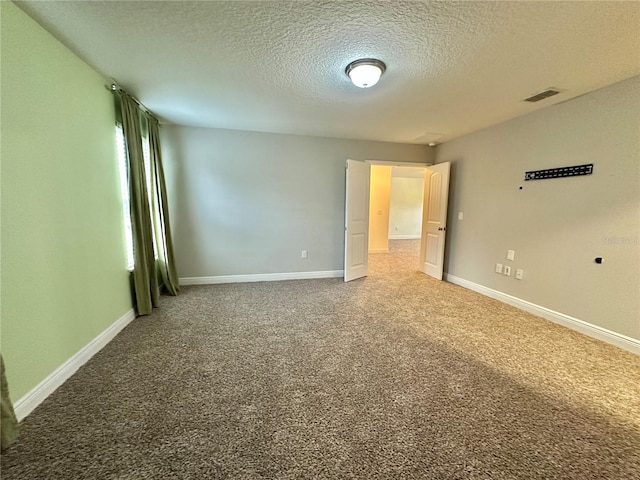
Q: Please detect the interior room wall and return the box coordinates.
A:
[368,166,392,253]
[161,126,432,279]
[388,167,425,239]
[1,2,133,399]
[437,75,640,341]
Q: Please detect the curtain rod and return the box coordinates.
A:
[105,83,155,117]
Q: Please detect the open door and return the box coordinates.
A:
[344,159,371,282]
[419,162,450,280]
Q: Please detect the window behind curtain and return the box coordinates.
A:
[116,124,135,271]
[116,123,158,271]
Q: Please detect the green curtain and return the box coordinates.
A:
[114,91,180,314]
[148,116,180,296]
[117,93,159,314]
[1,355,19,450]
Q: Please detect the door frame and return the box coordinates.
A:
[344,159,431,280]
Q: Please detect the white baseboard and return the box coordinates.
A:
[14,308,136,421]
[389,235,421,240]
[180,270,344,286]
[369,248,389,254]
[444,274,640,355]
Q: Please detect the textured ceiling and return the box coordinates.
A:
[15,1,640,144]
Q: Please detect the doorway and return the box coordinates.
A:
[344,160,450,282]
[368,164,425,274]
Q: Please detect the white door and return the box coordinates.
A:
[419,162,450,280]
[344,159,371,282]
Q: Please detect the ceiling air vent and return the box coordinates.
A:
[524,88,561,103]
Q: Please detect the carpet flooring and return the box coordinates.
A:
[2,240,639,479]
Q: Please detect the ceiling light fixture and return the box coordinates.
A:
[345,58,386,88]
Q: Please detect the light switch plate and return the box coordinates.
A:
[507,250,515,261]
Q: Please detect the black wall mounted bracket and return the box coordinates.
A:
[524,163,593,181]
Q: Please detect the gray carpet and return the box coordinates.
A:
[2,241,639,479]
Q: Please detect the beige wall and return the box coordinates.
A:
[437,76,640,340]
[369,166,392,253]
[389,173,425,239]
[161,127,431,278]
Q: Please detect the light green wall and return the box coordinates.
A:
[1,2,133,399]
[438,76,640,340]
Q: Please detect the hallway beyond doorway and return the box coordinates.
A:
[369,239,421,277]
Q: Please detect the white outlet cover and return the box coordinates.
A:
[516,269,524,279]
[507,250,515,261]
[458,212,464,220]
[503,266,511,276]
[495,263,503,274]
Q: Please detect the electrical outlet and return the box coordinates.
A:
[507,250,515,261]
[515,269,524,280]
[458,212,464,220]
[495,263,503,274]
[301,250,308,259]
[503,265,511,276]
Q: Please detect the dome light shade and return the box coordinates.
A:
[345,58,386,88]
